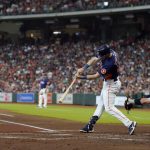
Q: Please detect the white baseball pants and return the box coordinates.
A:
[38,88,47,108]
[93,79,132,127]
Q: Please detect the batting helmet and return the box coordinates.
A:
[96,44,111,57]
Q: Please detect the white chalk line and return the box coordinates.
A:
[0,133,35,135]
[39,129,78,133]
[87,134,150,142]
[88,136,150,142]
[0,119,56,132]
[0,136,73,141]
[0,133,149,142]
[0,113,14,117]
[0,133,71,136]
[0,119,149,142]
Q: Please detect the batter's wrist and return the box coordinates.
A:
[83,64,90,70]
[79,75,87,79]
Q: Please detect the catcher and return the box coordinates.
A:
[124,96,150,111]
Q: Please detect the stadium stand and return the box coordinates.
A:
[0,37,149,95]
[0,0,150,15]
[0,0,149,98]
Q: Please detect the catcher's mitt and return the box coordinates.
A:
[124,98,134,111]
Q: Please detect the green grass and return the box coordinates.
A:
[0,103,150,124]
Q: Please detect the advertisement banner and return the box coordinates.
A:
[114,96,127,106]
[56,93,73,104]
[0,93,12,102]
[96,96,127,106]
[47,93,52,104]
[17,93,34,103]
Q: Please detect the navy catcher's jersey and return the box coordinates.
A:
[40,79,48,89]
[98,50,119,80]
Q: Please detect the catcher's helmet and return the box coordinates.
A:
[96,44,111,57]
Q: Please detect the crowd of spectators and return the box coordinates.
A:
[0,0,150,16]
[0,37,149,96]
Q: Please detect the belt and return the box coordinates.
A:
[104,78,118,82]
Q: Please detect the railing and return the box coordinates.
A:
[0,4,150,20]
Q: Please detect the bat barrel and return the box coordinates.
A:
[58,78,76,103]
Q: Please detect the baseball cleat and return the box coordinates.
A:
[80,124,94,133]
[128,121,137,135]
[37,105,42,108]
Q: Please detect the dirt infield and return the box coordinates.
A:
[0,110,150,150]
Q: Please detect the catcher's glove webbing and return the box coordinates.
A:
[124,97,134,111]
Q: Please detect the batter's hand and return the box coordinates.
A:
[75,74,86,79]
[77,68,84,76]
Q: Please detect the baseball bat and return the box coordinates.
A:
[58,78,76,103]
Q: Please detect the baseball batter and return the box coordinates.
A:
[76,44,137,135]
[38,74,49,108]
